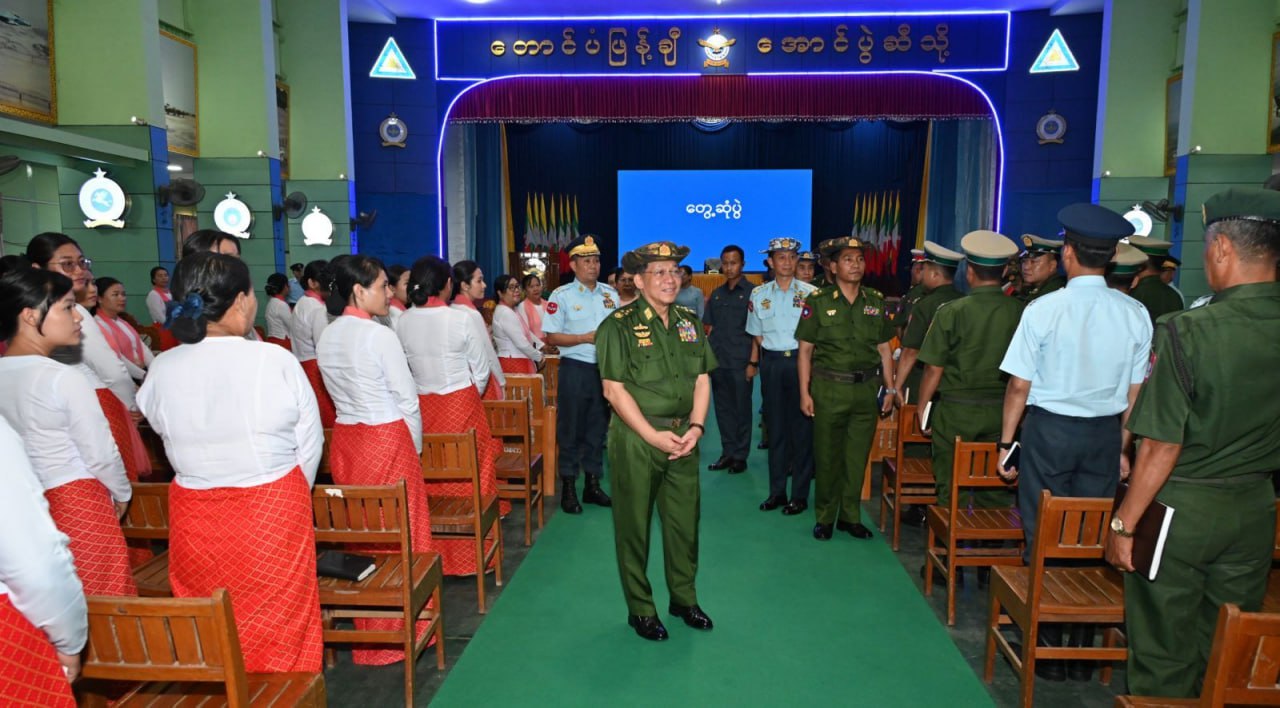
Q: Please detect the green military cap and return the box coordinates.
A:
[1127,235,1173,257]
[959,230,1018,267]
[621,241,690,272]
[566,234,602,258]
[760,237,803,254]
[819,236,867,259]
[923,241,964,268]
[1019,233,1064,255]
[816,238,840,260]
[1110,242,1148,276]
[1203,186,1280,228]
[797,250,818,262]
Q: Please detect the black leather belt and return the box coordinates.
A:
[643,414,690,429]
[761,349,797,359]
[937,393,1004,406]
[813,366,881,384]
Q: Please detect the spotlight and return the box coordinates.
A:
[130,116,148,126]
[167,164,183,172]
[338,173,347,180]
[1191,145,1202,154]
[256,150,266,157]
[1102,170,1112,178]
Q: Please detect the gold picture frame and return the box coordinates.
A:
[0,0,57,123]
[1164,73,1182,177]
[1269,32,1280,153]
[160,30,199,157]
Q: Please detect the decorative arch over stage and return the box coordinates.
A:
[437,73,1003,294]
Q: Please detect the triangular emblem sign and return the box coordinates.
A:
[370,37,416,80]
[1030,29,1079,73]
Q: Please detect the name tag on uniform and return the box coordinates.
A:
[677,320,699,343]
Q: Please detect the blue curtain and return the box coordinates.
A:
[462,123,509,291]
[923,120,998,251]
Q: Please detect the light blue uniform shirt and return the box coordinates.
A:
[745,278,818,352]
[675,286,705,319]
[542,280,620,364]
[1000,275,1152,417]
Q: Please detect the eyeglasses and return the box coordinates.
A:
[644,268,681,280]
[51,257,93,272]
[504,284,522,291]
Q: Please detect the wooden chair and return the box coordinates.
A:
[119,482,173,597]
[1115,603,1280,707]
[1263,500,1280,613]
[924,440,1023,625]
[879,403,936,550]
[863,407,897,500]
[542,355,560,404]
[421,430,504,613]
[484,399,545,545]
[137,323,163,353]
[80,589,326,707]
[502,374,559,496]
[984,491,1127,708]
[312,482,444,707]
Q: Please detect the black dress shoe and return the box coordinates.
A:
[836,520,873,539]
[707,456,732,471]
[627,615,669,641]
[669,603,713,630]
[758,494,787,511]
[728,458,747,474]
[781,499,808,515]
[582,477,612,507]
[560,480,582,515]
[813,523,834,540]
[901,505,927,527]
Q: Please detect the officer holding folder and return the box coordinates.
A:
[1107,188,1280,698]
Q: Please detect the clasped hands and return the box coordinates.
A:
[646,426,703,461]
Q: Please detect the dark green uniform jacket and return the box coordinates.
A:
[1129,275,1185,327]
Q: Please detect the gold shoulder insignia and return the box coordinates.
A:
[866,287,883,298]
[614,311,625,319]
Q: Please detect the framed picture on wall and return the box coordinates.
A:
[160,31,199,156]
[1269,32,1280,153]
[0,0,56,123]
[277,81,290,179]
[1164,73,1181,177]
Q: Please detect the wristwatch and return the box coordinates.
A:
[1110,516,1134,538]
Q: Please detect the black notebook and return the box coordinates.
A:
[1112,482,1175,582]
[317,551,378,582]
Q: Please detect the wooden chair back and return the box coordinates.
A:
[421,429,481,491]
[312,481,409,548]
[1026,491,1113,608]
[120,482,170,541]
[1200,603,1280,706]
[542,356,560,402]
[897,403,930,447]
[484,399,533,471]
[137,324,163,353]
[502,374,546,413]
[950,440,1012,503]
[82,589,249,705]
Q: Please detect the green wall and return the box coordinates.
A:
[0,163,61,256]
[186,0,279,158]
[52,0,165,126]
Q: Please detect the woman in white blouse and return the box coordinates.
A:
[0,268,135,598]
[317,255,434,666]
[137,252,323,674]
[0,416,87,705]
[263,272,293,350]
[26,233,138,415]
[385,263,410,329]
[397,256,504,575]
[290,259,336,427]
[449,260,505,400]
[492,273,544,374]
[145,266,170,325]
[93,276,154,379]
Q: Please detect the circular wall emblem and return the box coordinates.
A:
[79,168,128,228]
[301,207,334,246]
[214,192,253,238]
[1124,205,1154,237]
[1036,111,1067,144]
[380,114,408,147]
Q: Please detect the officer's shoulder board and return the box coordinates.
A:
[550,282,577,297]
[611,300,640,320]
[863,286,884,300]
[750,283,768,296]
[598,283,619,295]
[674,303,697,317]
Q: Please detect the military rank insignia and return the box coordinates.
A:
[634,324,653,348]
[677,319,699,343]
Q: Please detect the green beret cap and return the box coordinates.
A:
[621,241,689,273]
[1202,187,1280,228]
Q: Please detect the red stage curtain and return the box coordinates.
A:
[448,74,992,124]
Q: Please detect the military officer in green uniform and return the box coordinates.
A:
[1127,235,1185,325]
[796,236,896,540]
[895,248,928,338]
[1107,188,1280,697]
[1105,243,1147,293]
[1017,233,1067,302]
[892,242,965,405]
[597,241,717,642]
[916,231,1023,512]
